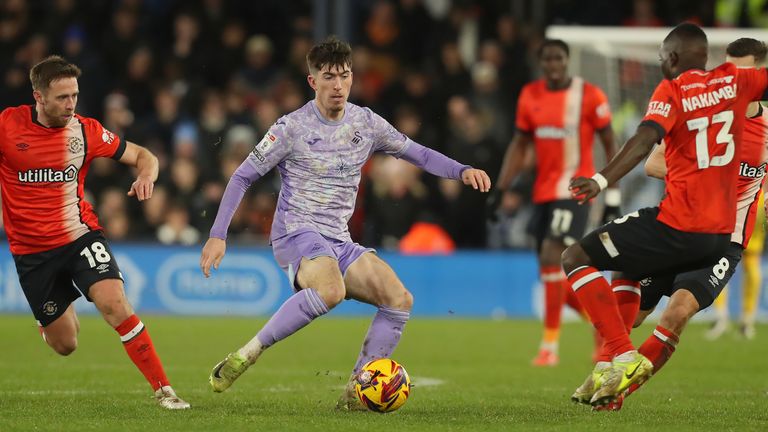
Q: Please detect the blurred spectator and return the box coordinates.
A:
[157,200,201,246]
[623,0,664,26]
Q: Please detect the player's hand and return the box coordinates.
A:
[601,205,622,225]
[569,176,601,204]
[200,237,227,278]
[461,168,491,192]
[127,175,154,201]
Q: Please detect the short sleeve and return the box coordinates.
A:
[371,109,409,157]
[641,79,678,137]
[515,87,533,133]
[83,118,125,160]
[246,117,293,176]
[586,85,612,130]
[737,67,768,102]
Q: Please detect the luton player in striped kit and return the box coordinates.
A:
[492,39,619,366]
[0,56,189,409]
[583,38,768,411]
[564,25,768,407]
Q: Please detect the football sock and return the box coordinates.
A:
[541,265,565,349]
[612,279,641,333]
[742,253,760,321]
[564,283,587,317]
[352,306,410,374]
[115,314,170,391]
[567,266,634,357]
[638,325,678,374]
[255,288,329,349]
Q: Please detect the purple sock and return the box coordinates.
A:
[352,306,411,374]
[256,288,329,348]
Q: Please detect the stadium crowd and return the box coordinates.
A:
[0,0,748,249]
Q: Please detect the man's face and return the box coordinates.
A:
[309,63,352,115]
[539,45,568,83]
[35,77,78,127]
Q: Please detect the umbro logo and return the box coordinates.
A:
[96,263,110,273]
[16,143,29,151]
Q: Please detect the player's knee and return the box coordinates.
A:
[316,283,346,308]
[50,337,78,356]
[560,244,587,274]
[395,289,414,311]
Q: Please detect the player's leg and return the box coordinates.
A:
[40,303,80,355]
[210,231,342,392]
[336,247,413,410]
[14,246,83,356]
[73,232,189,409]
[534,200,590,366]
[740,206,763,338]
[536,238,567,366]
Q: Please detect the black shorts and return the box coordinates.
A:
[639,242,743,312]
[580,207,730,280]
[13,231,123,326]
[527,199,590,252]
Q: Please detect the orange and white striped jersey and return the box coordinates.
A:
[0,105,126,255]
[732,106,768,247]
[515,77,612,203]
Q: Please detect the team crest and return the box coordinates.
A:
[67,136,83,154]
[42,301,58,316]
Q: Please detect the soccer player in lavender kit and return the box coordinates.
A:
[200,36,491,409]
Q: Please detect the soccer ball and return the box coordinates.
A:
[354,358,411,413]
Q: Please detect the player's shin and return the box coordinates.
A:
[255,288,329,349]
[115,314,170,391]
[352,305,410,375]
[566,267,635,357]
[540,266,566,354]
[638,325,678,375]
[612,279,641,334]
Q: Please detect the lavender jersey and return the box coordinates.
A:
[248,101,413,242]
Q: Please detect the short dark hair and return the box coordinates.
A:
[664,22,708,45]
[306,35,352,74]
[29,55,81,91]
[726,38,768,63]
[537,39,569,58]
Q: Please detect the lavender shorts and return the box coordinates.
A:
[272,229,375,290]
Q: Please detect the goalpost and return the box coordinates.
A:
[545,26,768,322]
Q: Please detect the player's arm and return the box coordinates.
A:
[118,141,159,202]
[398,142,491,192]
[200,160,263,277]
[644,141,667,179]
[569,124,660,204]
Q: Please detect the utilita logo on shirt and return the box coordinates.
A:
[18,165,78,183]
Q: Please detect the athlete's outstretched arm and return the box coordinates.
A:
[200,160,263,277]
[570,124,660,204]
[118,141,159,201]
[495,132,533,191]
[398,141,491,191]
[644,141,667,179]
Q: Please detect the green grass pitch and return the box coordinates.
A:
[0,315,767,431]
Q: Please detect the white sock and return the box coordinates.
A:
[238,335,265,363]
[540,341,558,353]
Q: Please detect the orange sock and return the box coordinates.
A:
[638,325,678,374]
[541,265,565,348]
[612,279,641,334]
[115,314,170,391]
[567,266,634,357]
